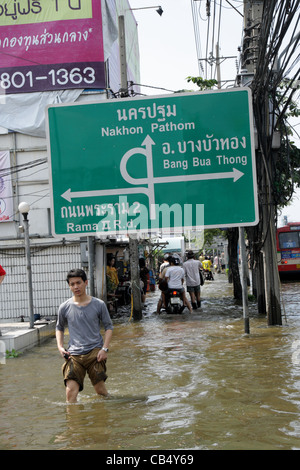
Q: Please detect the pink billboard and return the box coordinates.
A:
[0,0,105,94]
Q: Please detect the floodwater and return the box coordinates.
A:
[1,274,300,450]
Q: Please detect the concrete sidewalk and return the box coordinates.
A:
[0,320,56,354]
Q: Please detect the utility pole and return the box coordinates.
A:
[88,236,95,296]
[216,43,221,89]
[242,0,282,325]
[118,14,142,320]
[239,227,250,334]
[129,235,142,320]
[118,15,129,98]
[242,0,263,76]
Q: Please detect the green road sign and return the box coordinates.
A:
[46,89,258,237]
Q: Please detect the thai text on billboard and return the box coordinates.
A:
[0,0,105,94]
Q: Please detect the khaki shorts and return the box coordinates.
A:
[62,348,107,392]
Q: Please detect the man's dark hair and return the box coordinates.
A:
[66,268,87,284]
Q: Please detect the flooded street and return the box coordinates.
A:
[1,274,300,450]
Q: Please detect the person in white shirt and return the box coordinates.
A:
[183,251,202,309]
[165,257,192,313]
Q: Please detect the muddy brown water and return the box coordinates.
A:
[1,274,300,450]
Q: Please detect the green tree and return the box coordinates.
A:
[186,76,218,91]
[274,82,300,210]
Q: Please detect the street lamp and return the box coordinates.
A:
[18,202,34,329]
[130,6,163,16]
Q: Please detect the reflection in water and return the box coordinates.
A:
[1,275,300,450]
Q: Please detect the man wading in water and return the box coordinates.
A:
[56,269,113,403]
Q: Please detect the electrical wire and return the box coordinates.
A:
[0,158,47,178]
[129,82,177,93]
[191,0,204,75]
[250,0,300,257]
[191,0,242,82]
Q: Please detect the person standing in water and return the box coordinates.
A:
[56,268,113,403]
[183,251,202,309]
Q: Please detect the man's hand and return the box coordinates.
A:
[58,346,69,359]
[97,348,108,362]
[98,329,112,362]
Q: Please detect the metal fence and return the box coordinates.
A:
[0,242,84,321]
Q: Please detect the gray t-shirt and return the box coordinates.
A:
[56,297,113,355]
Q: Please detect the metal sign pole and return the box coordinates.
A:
[239,227,250,334]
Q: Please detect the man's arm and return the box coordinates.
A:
[56,329,68,358]
[0,274,5,285]
[97,328,113,362]
[103,328,113,350]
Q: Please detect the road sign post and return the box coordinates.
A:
[46,89,258,237]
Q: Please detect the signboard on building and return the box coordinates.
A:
[46,88,259,237]
[0,0,105,94]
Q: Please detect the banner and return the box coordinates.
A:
[0,151,13,222]
[0,0,105,94]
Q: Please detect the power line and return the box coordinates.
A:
[191,0,242,82]
[0,158,47,178]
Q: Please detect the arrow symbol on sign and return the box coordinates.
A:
[61,186,150,203]
[61,136,244,219]
[152,167,244,185]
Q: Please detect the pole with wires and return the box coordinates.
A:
[242,0,300,325]
[118,14,142,320]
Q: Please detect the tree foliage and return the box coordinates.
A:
[186,76,218,91]
[274,82,300,209]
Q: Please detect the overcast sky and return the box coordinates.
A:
[128,0,243,93]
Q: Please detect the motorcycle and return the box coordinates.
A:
[203,269,214,281]
[115,274,131,305]
[165,289,185,314]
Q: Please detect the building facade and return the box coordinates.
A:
[0,0,140,321]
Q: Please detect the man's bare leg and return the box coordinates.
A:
[66,379,80,403]
[189,291,196,304]
[183,292,193,313]
[94,380,109,397]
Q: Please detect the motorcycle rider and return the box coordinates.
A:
[156,254,170,314]
[165,257,193,313]
[202,256,214,280]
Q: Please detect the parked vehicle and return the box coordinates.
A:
[166,289,185,314]
[115,275,131,305]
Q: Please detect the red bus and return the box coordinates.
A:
[277,223,300,275]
